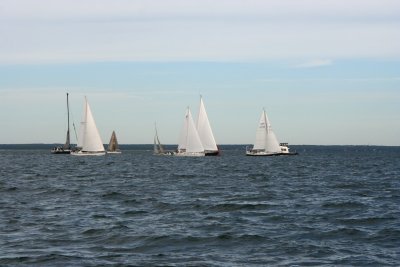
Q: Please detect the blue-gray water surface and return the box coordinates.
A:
[0,145,399,266]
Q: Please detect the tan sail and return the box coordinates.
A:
[107,130,121,154]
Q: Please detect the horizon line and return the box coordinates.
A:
[0,143,398,147]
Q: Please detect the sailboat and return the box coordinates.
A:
[51,93,72,154]
[71,97,106,156]
[197,96,219,156]
[153,123,174,155]
[246,109,297,156]
[107,130,121,154]
[175,107,205,157]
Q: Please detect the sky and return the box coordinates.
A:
[0,0,399,145]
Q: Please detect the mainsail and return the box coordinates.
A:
[253,109,281,153]
[178,107,204,153]
[108,131,119,152]
[77,97,105,153]
[197,96,218,152]
[154,124,165,154]
[77,105,85,149]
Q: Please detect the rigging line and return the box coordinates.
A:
[69,98,79,144]
[72,123,78,144]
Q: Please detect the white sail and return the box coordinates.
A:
[76,122,86,149]
[177,110,188,152]
[253,109,281,153]
[178,107,204,154]
[76,98,87,148]
[154,135,159,154]
[197,97,218,152]
[73,97,105,155]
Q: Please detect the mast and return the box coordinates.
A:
[64,93,71,149]
[67,93,70,137]
[67,93,70,148]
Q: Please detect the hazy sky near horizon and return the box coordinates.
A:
[0,0,399,145]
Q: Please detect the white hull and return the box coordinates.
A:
[71,151,106,156]
[246,147,297,156]
[107,151,122,154]
[154,151,175,156]
[247,109,298,157]
[246,151,281,156]
[174,151,205,157]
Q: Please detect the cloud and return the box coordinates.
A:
[1,0,400,21]
[295,59,333,68]
[1,0,400,64]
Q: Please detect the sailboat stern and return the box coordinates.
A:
[279,143,298,155]
[204,146,220,156]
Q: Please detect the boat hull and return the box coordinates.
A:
[154,151,175,156]
[71,151,106,156]
[246,151,298,156]
[107,151,122,154]
[51,149,71,154]
[174,152,205,157]
[205,150,220,156]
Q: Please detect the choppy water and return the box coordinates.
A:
[0,145,399,266]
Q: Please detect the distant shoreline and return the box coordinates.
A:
[0,144,398,150]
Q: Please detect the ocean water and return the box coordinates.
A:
[0,145,399,266]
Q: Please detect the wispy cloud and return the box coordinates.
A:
[1,0,400,21]
[1,1,400,64]
[295,59,333,68]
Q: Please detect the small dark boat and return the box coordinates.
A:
[153,123,175,155]
[51,93,71,154]
[107,130,122,154]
